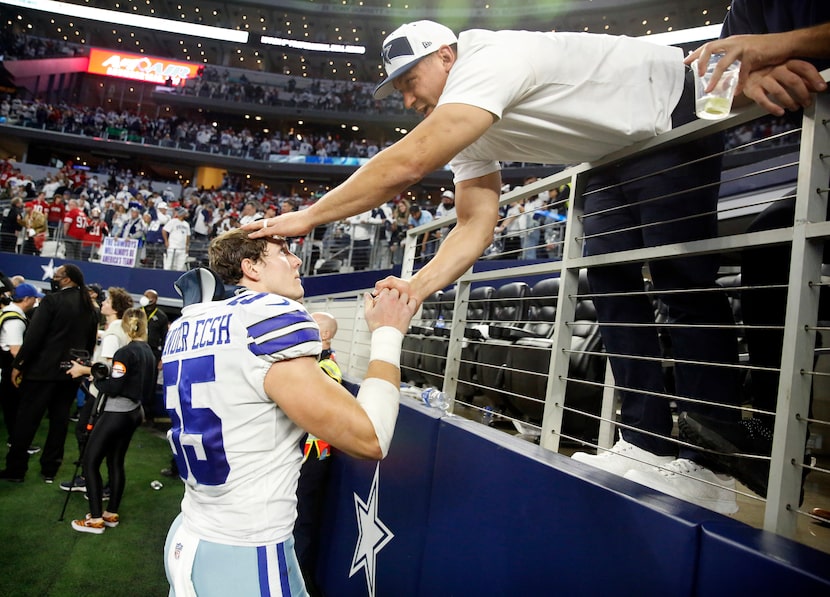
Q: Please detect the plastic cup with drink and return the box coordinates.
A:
[691,53,741,120]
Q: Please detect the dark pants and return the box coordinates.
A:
[351,238,371,270]
[294,450,332,597]
[0,363,20,441]
[0,231,18,253]
[5,378,80,478]
[582,79,740,457]
[740,194,830,426]
[64,237,82,260]
[82,406,142,518]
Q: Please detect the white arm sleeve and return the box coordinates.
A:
[355,377,400,458]
[368,326,404,368]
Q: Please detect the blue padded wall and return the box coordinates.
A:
[315,404,830,596]
[696,521,830,594]
[317,401,442,596]
[419,416,721,596]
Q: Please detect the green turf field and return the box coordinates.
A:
[0,416,182,597]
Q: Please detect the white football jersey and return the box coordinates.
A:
[162,289,321,546]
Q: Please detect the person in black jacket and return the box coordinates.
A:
[140,288,168,422]
[0,197,23,253]
[0,264,99,483]
[71,308,156,534]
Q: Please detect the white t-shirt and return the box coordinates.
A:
[439,30,685,183]
[163,218,191,250]
[93,319,130,364]
[0,304,27,352]
[162,290,321,546]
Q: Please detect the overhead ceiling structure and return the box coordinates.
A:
[0,1,732,190]
[1,0,732,83]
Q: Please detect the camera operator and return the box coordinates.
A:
[0,264,99,484]
[62,286,134,493]
[71,308,156,534]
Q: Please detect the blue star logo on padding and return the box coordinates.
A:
[349,464,394,597]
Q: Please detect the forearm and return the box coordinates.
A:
[271,323,411,460]
[410,213,495,303]
[305,151,425,228]
[784,23,830,61]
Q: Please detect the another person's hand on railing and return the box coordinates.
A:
[685,22,830,117]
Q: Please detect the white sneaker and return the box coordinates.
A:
[571,438,674,477]
[624,458,739,515]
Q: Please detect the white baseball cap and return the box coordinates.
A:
[373,20,457,100]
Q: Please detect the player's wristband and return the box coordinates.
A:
[356,377,400,458]
[369,326,404,368]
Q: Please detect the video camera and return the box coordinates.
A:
[59,350,109,379]
[59,349,90,373]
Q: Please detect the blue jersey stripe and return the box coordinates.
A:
[248,330,319,357]
[276,542,291,597]
[257,545,272,597]
[247,308,314,340]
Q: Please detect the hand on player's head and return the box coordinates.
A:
[243,211,313,240]
[364,288,418,334]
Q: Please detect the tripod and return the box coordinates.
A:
[58,382,109,522]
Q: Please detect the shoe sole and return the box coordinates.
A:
[625,470,739,515]
[60,486,87,492]
[678,414,770,498]
[103,519,119,528]
[71,521,105,534]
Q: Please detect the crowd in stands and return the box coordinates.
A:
[179,65,407,115]
[0,154,575,272]
[1,96,395,161]
[0,158,412,269]
[2,93,798,169]
[0,31,86,61]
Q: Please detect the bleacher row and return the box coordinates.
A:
[401,271,607,443]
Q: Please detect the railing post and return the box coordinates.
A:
[765,92,830,537]
[443,276,472,412]
[540,171,584,452]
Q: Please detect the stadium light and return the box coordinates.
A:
[0,0,249,43]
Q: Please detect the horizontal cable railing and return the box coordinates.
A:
[395,69,830,551]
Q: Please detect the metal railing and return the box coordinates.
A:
[395,70,830,546]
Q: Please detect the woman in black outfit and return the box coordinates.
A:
[71,308,157,534]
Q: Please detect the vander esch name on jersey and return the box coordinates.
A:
[163,313,232,356]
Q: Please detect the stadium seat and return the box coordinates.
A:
[474,282,530,408]
[401,290,443,386]
[504,297,605,443]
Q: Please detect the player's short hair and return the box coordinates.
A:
[209,228,287,285]
[121,307,148,341]
[107,286,134,318]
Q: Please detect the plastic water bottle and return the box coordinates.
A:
[421,388,451,413]
[481,405,494,426]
